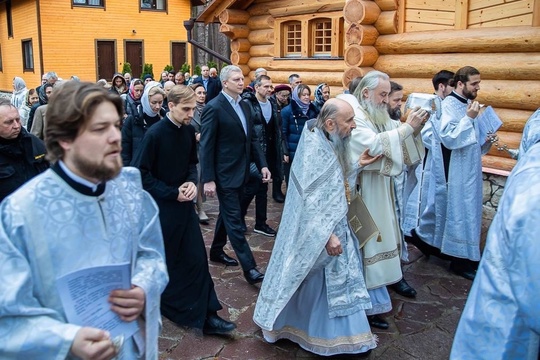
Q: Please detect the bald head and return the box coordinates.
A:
[317,98,356,139]
[163,81,175,96]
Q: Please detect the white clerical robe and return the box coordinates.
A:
[0,167,168,359]
[451,141,540,360]
[423,93,491,260]
[341,95,424,289]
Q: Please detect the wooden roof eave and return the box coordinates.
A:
[197,0,239,24]
[196,0,255,24]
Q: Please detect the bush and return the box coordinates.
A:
[121,62,132,75]
[207,60,218,70]
[194,65,201,76]
[180,63,191,75]
[163,64,174,73]
[142,63,154,80]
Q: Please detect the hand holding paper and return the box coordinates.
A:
[109,285,146,322]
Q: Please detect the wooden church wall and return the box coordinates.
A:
[207,0,540,172]
[367,0,540,172]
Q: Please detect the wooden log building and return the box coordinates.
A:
[198,0,540,174]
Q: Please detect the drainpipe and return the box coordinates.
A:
[183,18,231,65]
[36,0,44,76]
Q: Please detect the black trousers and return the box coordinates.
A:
[210,186,257,271]
[241,174,268,228]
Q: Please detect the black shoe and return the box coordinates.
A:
[209,253,239,267]
[254,224,276,237]
[406,229,431,259]
[273,193,285,203]
[367,315,389,330]
[203,313,236,335]
[244,268,264,285]
[389,278,417,298]
[450,261,476,281]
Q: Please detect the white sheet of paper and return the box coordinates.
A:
[476,105,503,143]
[56,262,139,338]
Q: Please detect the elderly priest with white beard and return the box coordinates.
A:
[343,70,428,330]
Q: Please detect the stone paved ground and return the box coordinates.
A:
[158,190,476,360]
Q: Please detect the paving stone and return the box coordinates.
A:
[159,338,179,356]
[168,330,229,359]
[394,301,445,324]
[435,311,463,336]
[218,337,280,359]
[374,345,419,360]
[393,327,454,359]
[439,277,473,298]
[213,277,260,309]
[233,305,260,336]
[161,318,187,340]
[157,192,475,359]
[426,282,454,300]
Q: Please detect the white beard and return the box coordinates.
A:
[363,100,391,127]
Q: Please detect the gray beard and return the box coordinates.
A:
[363,100,391,127]
[328,130,353,177]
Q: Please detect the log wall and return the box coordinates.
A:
[403,0,534,32]
[204,0,540,173]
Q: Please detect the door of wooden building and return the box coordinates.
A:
[125,41,143,78]
[171,42,186,74]
[96,40,116,81]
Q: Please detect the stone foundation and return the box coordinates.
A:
[481,172,507,250]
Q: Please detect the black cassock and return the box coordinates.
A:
[132,116,221,328]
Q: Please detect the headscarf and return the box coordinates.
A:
[25,89,36,107]
[39,83,54,105]
[128,78,143,101]
[519,108,540,157]
[111,73,127,94]
[141,81,163,117]
[314,83,328,108]
[11,77,28,109]
[291,85,310,115]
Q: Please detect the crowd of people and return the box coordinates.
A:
[0,64,538,359]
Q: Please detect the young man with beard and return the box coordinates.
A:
[0,81,168,359]
[387,81,403,121]
[407,66,490,281]
[345,71,427,329]
[254,98,379,357]
[132,85,236,335]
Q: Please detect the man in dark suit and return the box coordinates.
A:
[194,65,222,103]
[200,65,271,285]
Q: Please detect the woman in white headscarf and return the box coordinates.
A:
[121,81,166,165]
[11,77,28,109]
